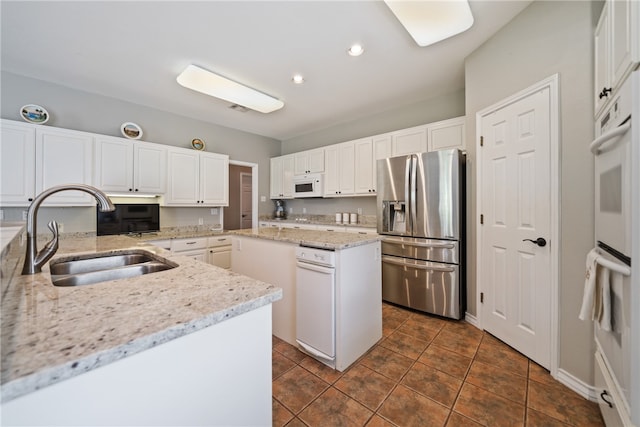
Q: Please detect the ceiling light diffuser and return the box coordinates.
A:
[384,0,474,47]
[176,64,284,113]
[292,74,305,84]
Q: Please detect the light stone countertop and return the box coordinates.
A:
[229,227,381,250]
[0,230,282,403]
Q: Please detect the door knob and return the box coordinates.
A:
[523,237,547,247]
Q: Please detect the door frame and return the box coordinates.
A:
[229,160,258,229]
[475,74,560,376]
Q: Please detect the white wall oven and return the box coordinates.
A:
[591,73,635,426]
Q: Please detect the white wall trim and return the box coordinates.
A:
[556,368,598,402]
[475,74,560,376]
[229,160,259,228]
[464,312,480,329]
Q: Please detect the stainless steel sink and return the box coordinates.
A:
[49,249,177,287]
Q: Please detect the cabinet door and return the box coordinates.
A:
[165,148,200,205]
[307,148,325,173]
[428,117,465,151]
[281,155,294,198]
[337,142,355,195]
[294,148,325,175]
[94,136,134,193]
[354,138,374,195]
[323,146,340,196]
[0,120,36,205]
[134,141,166,194]
[200,152,229,206]
[270,157,284,198]
[391,125,427,156]
[36,127,94,205]
[293,152,309,175]
[594,5,611,116]
[372,134,392,195]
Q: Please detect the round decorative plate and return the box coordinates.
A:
[20,104,49,124]
[191,138,205,150]
[120,122,143,140]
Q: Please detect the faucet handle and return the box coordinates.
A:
[34,220,60,267]
[47,220,59,235]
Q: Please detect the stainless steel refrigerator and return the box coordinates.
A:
[376,149,465,319]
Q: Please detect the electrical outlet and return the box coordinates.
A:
[260,196,266,202]
[357,208,363,215]
[22,210,28,221]
[0,209,4,221]
[302,208,307,213]
[289,207,293,213]
[210,208,218,215]
[58,222,64,233]
[198,218,204,225]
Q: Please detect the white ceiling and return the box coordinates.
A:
[1,1,531,141]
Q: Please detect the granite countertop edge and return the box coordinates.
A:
[228,228,381,250]
[0,290,281,403]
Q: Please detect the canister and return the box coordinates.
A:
[342,212,349,223]
[335,213,342,224]
[350,213,358,224]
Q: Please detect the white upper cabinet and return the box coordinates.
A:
[1,120,36,206]
[391,125,428,156]
[354,138,375,195]
[324,141,355,196]
[95,136,167,195]
[428,117,465,151]
[294,148,325,175]
[165,147,229,206]
[594,0,639,116]
[35,126,94,206]
[270,155,294,199]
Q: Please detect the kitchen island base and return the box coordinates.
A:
[1,305,273,427]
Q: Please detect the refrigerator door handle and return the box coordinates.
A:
[383,238,456,249]
[409,155,417,234]
[404,155,412,233]
[382,256,456,272]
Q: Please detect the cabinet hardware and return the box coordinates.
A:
[600,390,613,408]
[598,87,612,99]
[480,292,484,303]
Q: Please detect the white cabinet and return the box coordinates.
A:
[270,155,294,199]
[1,120,36,206]
[171,236,207,262]
[36,126,94,206]
[428,117,465,151]
[354,138,375,195]
[165,147,229,206]
[293,148,324,175]
[324,141,355,196]
[594,0,639,116]
[95,136,166,195]
[207,236,232,269]
[391,125,428,156]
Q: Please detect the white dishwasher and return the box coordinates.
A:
[295,245,336,366]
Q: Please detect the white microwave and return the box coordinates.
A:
[293,173,323,198]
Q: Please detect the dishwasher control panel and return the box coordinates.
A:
[295,246,336,267]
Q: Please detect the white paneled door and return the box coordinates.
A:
[478,80,556,369]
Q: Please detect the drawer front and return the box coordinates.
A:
[382,236,459,263]
[208,236,231,247]
[172,237,207,252]
[594,350,628,426]
[381,255,461,319]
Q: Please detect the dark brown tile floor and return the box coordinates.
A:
[272,303,604,427]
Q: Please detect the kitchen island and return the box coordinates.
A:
[230,227,382,371]
[0,226,282,426]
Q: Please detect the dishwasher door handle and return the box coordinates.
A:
[296,260,334,274]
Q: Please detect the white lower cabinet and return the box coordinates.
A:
[165,147,229,206]
[149,236,231,268]
[169,237,207,262]
[207,236,232,269]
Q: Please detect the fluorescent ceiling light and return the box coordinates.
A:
[177,64,284,113]
[384,0,474,47]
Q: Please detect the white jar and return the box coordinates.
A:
[335,213,342,224]
[350,213,358,224]
[342,212,349,223]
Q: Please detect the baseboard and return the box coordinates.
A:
[555,368,598,402]
[464,312,480,328]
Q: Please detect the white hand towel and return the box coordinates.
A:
[578,248,600,321]
[598,266,612,332]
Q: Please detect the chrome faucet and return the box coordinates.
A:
[21,184,115,275]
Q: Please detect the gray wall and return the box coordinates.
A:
[465,1,596,383]
[280,89,465,216]
[1,71,281,231]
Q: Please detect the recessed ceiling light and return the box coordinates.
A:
[347,44,365,57]
[384,0,474,47]
[176,64,284,113]
[292,74,305,84]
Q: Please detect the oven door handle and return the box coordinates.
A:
[382,256,456,272]
[590,120,631,155]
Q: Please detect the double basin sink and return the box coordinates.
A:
[49,249,177,287]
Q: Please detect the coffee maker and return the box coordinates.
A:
[274,199,286,219]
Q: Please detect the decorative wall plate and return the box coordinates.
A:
[191,138,205,150]
[120,122,143,140]
[20,104,49,124]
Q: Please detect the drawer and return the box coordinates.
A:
[208,236,232,247]
[147,239,171,250]
[594,350,628,426]
[172,237,207,252]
